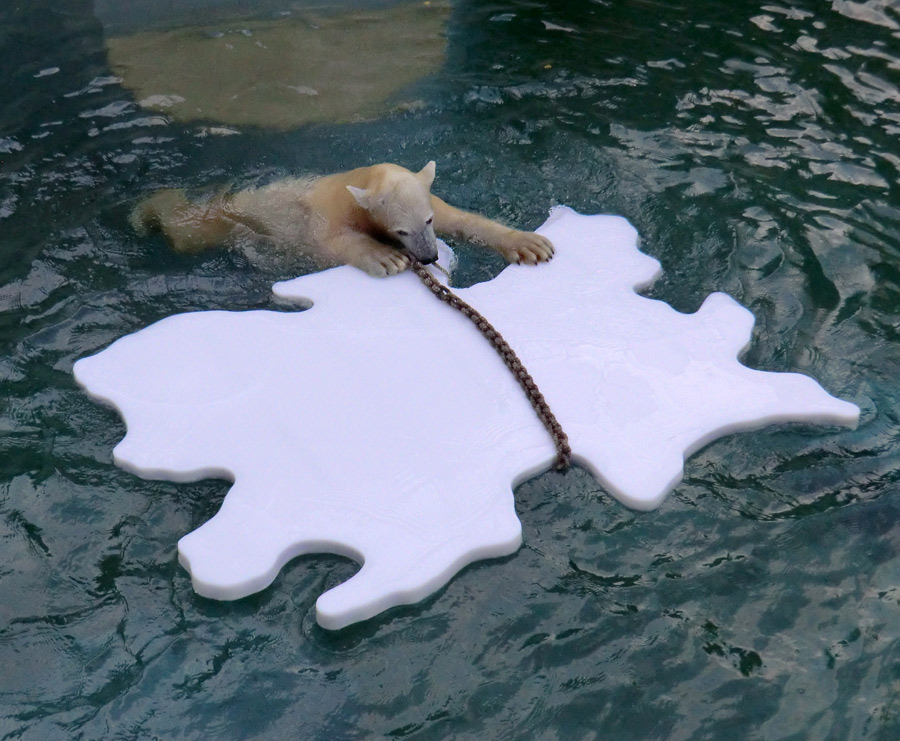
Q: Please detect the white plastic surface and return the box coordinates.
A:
[74,207,859,629]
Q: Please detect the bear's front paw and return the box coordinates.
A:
[498,231,555,265]
[356,247,411,278]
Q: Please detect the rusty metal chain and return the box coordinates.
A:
[407,256,571,470]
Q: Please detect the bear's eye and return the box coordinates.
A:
[395,229,409,237]
[426,216,433,225]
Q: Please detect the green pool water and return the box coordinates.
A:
[2,1,899,738]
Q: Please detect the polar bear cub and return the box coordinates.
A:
[130,162,554,276]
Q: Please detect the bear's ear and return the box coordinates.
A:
[417,161,436,189]
[346,185,371,209]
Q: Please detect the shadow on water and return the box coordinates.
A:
[2,0,900,739]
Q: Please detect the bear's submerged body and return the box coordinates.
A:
[131,162,555,276]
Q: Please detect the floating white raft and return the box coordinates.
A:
[74,207,859,629]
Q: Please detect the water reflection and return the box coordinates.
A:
[97,1,450,128]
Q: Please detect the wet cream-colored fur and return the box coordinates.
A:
[130,162,554,277]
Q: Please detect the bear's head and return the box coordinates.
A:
[347,161,439,264]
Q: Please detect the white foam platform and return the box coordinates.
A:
[74,207,859,629]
